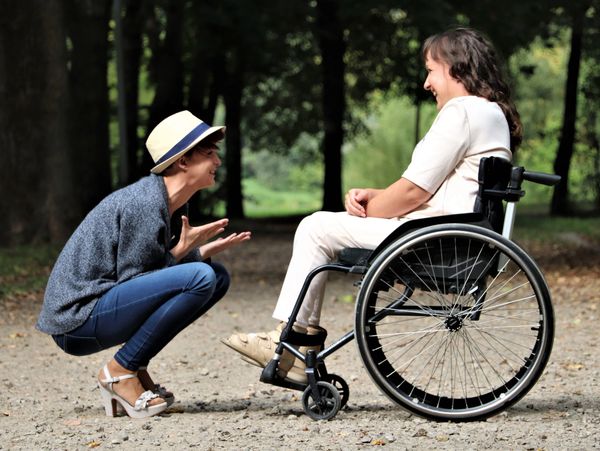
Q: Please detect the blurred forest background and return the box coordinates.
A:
[0,0,599,247]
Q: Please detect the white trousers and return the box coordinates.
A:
[272,211,404,327]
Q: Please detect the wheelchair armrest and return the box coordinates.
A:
[337,247,372,266]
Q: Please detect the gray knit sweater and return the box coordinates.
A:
[36,174,200,335]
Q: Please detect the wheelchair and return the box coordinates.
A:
[259,157,561,421]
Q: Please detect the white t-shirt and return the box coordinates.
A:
[401,96,512,220]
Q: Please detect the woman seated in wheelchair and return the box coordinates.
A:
[223,27,521,384]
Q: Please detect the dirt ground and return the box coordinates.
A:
[1,220,599,450]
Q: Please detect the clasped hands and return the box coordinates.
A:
[345,188,372,218]
[171,216,251,262]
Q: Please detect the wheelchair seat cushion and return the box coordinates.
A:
[337,247,372,266]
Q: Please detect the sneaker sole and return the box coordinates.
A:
[220,338,268,367]
[240,355,264,368]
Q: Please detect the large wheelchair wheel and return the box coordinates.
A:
[355,224,554,421]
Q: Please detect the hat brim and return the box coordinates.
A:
[150,126,226,174]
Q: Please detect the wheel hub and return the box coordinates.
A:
[445,315,463,332]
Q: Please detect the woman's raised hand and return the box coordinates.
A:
[200,231,252,259]
[170,216,229,261]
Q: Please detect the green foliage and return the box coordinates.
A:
[510,30,600,208]
[242,137,323,217]
[105,2,600,219]
[343,95,437,191]
[509,43,564,207]
[242,178,320,218]
[243,133,322,192]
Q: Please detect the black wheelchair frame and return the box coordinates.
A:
[259,157,561,421]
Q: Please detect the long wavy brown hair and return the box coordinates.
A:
[422,28,522,150]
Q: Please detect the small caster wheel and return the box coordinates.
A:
[327,373,349,408]
[302,381,341,420]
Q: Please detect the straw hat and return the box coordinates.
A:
[146,110,225,174]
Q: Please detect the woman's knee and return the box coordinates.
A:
[209,261,230,300]
[297,211,342,245]
[299,211,341,232]
[297,211,323,239]
[182,262,218,296]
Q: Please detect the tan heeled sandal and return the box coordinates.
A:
[138,365,175,407]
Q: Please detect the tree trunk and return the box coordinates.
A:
[66,0,112,217]
[144,0,185,174]
[187,53,225,222]
[315,0,345,212]
[189,54,224,126]
[121,0,144,185]
[591,118,600,211]
[224,65,245,219]
[551,4,586,215]
[0,0,72,245]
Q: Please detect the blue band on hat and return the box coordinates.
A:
[156,122,211,165]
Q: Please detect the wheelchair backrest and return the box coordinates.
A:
[473,156,513,234]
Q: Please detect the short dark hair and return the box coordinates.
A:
[190,129,225,153]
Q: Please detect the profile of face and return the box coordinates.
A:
[180,144,222,190]
[423,52,470,110]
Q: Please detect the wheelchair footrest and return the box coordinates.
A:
[260,361,307,391]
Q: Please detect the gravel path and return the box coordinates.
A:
[1,222,599,450]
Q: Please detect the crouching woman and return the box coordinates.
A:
[36,111,250,419]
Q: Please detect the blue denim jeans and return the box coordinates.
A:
[53,261,229,370]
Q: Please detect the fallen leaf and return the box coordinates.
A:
[561,362,585,371]
[87,441,101,448]
[167,406,185,414]
[64,419,81,426]
[8,332,26,339]
[340,294,355,303]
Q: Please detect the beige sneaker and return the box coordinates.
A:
[222,323,327,385]
[221,323,295,375]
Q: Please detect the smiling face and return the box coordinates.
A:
[185,144,222,190]
[423,52,470,110]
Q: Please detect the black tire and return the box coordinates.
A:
[354,224,554,421]
[327,373,350,408]
[302,381,341,420]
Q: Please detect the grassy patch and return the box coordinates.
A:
[513,214,600,243]
[243,179,321,218]
[0,244,60,299]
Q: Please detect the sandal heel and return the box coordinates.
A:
[98,383,118,417]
